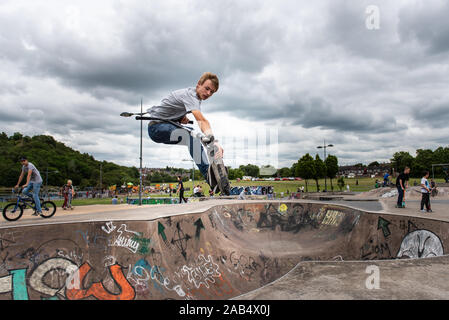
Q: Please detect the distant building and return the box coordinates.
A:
[338,163,391,178]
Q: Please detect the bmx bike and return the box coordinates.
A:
[2,187,57,221]
[121,110,231,196]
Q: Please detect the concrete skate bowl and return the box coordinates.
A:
[0,202,448,300]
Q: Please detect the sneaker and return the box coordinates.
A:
[427,209,433,213]
[32,212,39,216]
[421,209,426,213]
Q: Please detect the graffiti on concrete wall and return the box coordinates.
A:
[180,254,221,289]
[170,222,192,260]
[105,223,141,253]
[360,215,446,261]
[320,210,344,227]
[360,238,392,260]
[397,230,444,259]
[254,204,349,234]
[0,202,447,300]
[0,257,135,300]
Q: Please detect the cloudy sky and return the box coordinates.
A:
[1,0,448,170]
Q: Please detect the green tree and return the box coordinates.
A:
[150,172,163,183]
[391,151,414,175]
[193,169,203,182]
[291,162,298,177]
[295,153,315,192]
[278,167,292,177]
[413,149,433,177]
[368,161,380,167]
[325,155,339,191]
[239,164,260,177]
[337,177,345,191]
[433,147,449,178]
[313,155,326,192]
[228,168,244,180]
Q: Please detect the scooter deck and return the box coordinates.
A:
[205,144,230,196]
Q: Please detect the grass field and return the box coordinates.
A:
[146,176,447,196]
[181,176,447,194]
[1,177,446,208]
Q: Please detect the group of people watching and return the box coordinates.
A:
[193,185,204,197]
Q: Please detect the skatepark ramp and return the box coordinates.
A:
[0,202,447,300]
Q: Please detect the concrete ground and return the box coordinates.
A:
[1,194,448,300]
[234,255,449,300]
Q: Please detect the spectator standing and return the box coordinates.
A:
[430,179,438,197]
[177,176,187,203]
[61,180,75,210]
[383,172,390,187]
[420,171,432,213]
[396,167,410,208]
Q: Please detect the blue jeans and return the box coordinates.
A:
[397,186,404,207]
[23,182,42,213]
[148,123,210,181]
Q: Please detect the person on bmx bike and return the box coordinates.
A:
[14,156,43,216]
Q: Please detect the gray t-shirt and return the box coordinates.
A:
[22,162,43,184]
[147,87,201,121]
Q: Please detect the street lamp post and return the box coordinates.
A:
[100,163,102,195]
[139,99,143,206]
[119,101,144,206]
[317,140,334,192]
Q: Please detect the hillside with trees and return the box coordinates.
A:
[0,132,139,189]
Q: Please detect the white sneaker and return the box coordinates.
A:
[421,209,426,213]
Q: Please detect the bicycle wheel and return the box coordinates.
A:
[2,203,24,221]
[40,201,57,218]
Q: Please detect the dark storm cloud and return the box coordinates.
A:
[0,109,24,123]
[323,1,394,59]
[0,1,283,104]
[398,1,449,55]
[211,93,406,134]
[412,101,449,129]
